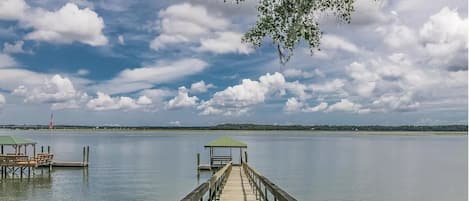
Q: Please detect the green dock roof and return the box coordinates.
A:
[0,136,37,145]
[204,136,247,148]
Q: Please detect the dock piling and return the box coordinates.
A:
[86,146,90,166]
[244,151,248,163]
[82,146,86,165]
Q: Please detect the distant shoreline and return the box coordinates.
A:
[1,124,467,132]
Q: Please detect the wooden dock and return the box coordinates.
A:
[181,162,297,201]
[219,166,256,201]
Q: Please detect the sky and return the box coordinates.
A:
[0,0,467,126]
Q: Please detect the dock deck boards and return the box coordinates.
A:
[220,166,256,201]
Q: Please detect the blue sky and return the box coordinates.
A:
[0,0,467,126]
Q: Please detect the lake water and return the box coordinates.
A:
[0,130,466,201]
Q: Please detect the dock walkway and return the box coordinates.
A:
[181,162,297,201]
[219,166,256,201]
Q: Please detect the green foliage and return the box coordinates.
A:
[233,0,355,64]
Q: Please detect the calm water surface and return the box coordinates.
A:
[0,130,466,201]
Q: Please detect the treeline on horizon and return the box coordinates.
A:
[0,124,467,131]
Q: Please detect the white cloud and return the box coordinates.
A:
[117,35,125,45]
[0,53,16,68]
[86,92,152,111]
[379,23,417,49]
[304,102,329,112]
[136,95,152,105]
[371,93,420,112]
[282,68,315,79]
[0,1,107,46]
[139,88,173,111]
[349,0,389,25]
[197,32,252,54]
[23,3,108,46]
[190,80,215,93]
[284,97,328,113]
[166,87,199,109]
[310,79,345,93]
[11,74,89,109]
[77,69,89,76]
[284,97,304,113]
[0,0,28,20]
[3,40,29,54]
[97,58,208,94]
[327,99,364,113]
[321,34,360,53]
[419,7,468,69]
[150,3,250,54]
[345,62,379,97]
[198,72,287,116]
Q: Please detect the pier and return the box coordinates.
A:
[184,137,297,201]
[0,136,89,179]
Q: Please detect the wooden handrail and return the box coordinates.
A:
[242,162,297,201]
[181,162,232,201]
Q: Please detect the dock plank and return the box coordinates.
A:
[220,166,257,201]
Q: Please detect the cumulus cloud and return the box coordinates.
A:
[0,0,28,20]
[12,74,89,109]
[3,40,29,54]
[165,87,199,109]
[284,97,328,113]
[378,23,417,49]
[198,72,290,116]
[197,32,252,54]
[327,99,364,113]
[419,7,468,70]
[150,3,251,54]
[96,58,208,94]
[0,1,107,46]
[190,80,215,93]
[0,53,16,68]
[24,3,108,46]
[86,92,153,111]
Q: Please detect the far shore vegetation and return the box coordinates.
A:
[0,124,467,133]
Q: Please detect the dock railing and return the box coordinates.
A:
[242,162,297,201]
[181,162,232,201]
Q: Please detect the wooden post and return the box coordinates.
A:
[82,146,86,165]
[33,144,36,158]
[196,153,200,177]
[24,145,27,155]
[209,147,213,167]
[239,148,242,164]
[244,151,248,163]
[196,153,200,169]
[86,146,90,166]
[1,145,3,155]
[41,146,44,153]
[47,146,50,153]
